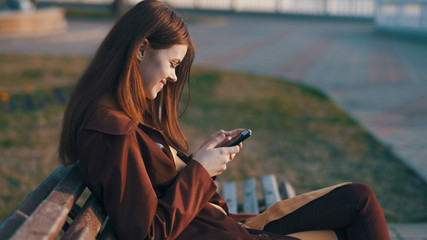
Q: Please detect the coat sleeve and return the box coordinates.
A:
[78,131,217,240]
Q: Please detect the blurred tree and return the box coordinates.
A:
[112,0,127,16]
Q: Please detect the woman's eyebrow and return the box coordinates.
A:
[170,58,182,64]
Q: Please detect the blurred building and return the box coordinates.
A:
[34,0,427,36]
[375,0,427,36]
[160,0,427,36]
[160,0,375,18]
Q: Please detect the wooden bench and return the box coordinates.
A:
[0,164,296,239]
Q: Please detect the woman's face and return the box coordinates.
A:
[137,44,188,100]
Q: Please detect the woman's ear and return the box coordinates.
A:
[136,39,149,61]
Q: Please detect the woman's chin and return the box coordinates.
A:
[147,92,158,100]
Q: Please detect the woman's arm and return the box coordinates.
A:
[78,131,217,240]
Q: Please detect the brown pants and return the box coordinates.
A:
[263,183,390,240]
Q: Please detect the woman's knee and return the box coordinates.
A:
[343,183,379,214]
[348,183,375,199]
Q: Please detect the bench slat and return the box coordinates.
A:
[242,178,259,214]
[62,194,107,240]
[0,165,68,239]
[10,164,86,240]
[260,174,281,209]
[222,182,238,214]
[279,180,297,199]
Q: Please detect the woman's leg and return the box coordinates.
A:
[263,183,390,240]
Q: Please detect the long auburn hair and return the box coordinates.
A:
[59,0,195,165]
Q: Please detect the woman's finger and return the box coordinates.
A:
[207,130,226,142]
[219,145,240,156]
[217,128,248,147]
[226,128,246,138]
[205,133,227,149]
[200,130,226,148]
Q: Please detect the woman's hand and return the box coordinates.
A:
[192,129,245,177]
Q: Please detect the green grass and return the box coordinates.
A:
[0,106,64,218]
[1,56,427,223]
[65,8,118,19]
[0,55,90,94]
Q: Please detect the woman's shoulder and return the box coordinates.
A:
[82,105,139,135]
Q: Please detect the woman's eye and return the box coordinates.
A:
[170,62,176,69]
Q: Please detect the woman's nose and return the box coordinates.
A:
[167,70,178,82]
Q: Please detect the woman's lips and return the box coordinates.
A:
[159,80,167,91]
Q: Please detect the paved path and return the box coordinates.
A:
[1,13,427,238]
[388,223,427,240]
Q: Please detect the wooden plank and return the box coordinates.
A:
[10,164,86,240]
[260,175,281,209]
[279,180,297,200]
[222,181,238,214]
[242,178,259,214]
[62,195,107,240]
[0,165,68,239]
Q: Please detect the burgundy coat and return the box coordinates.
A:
[77,105,297,240]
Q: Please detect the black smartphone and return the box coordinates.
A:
[220,129,252,147]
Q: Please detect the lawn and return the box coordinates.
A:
[1,55,426,223]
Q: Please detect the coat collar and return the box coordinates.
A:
[82,105,140,135]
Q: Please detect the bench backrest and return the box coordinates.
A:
[218,174,296,214]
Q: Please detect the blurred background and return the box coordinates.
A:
[1,0,427,238]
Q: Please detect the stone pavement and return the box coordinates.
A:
[389,223,427,240]
[1,12,427,239]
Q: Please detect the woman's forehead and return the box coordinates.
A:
[166,44,187,58]
[151,44,187,60]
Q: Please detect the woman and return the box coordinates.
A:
[59,1,391,239]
